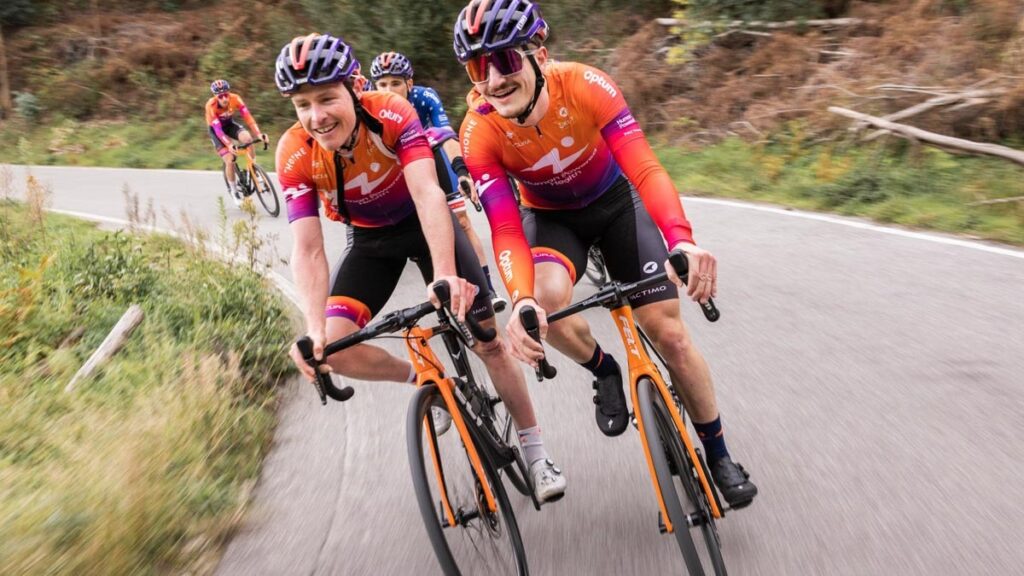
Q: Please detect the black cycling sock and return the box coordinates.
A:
[482,265,496,292]
[693,415,730,461]
[580,344,619,379]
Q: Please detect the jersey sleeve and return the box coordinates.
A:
[275,127,319,223]
[460,114,535,304]
[421,87,451,129]
[378,94,434,166]
[577,64,696,247]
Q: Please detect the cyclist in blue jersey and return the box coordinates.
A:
[370,51,507,312]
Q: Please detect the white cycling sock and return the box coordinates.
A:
[517,425,549,465]
[406,364,417,384]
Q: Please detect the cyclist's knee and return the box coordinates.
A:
[472,334,505,359]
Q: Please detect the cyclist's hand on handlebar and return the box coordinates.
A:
[667,242,717,304]
[228,142,240,155]
[505,298,548,367]
[428,275,478,322]
[457,176,480,205]
[289,330,329,381]
[259,133,270,147]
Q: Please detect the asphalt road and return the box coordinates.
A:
[12,164,1024,575]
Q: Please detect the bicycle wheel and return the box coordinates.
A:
[252,164,281,217]
[585,246,608,286]
[637,377,727,575]
[407,384,528,576]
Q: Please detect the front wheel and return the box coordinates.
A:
[407,384,528,576]
[637,377,727,575]
[252,164,281,217]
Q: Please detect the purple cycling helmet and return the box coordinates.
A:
[453,0,549,64]
[275,33,360,95]
[369,52,414,81]
[210,79,230,94]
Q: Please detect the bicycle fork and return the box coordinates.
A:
[406,326,499,527]
[610,305,723,534]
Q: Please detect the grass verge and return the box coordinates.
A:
[657,136,1024,246]
[0,187,294,574]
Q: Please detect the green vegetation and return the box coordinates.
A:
[658,136,1024,245]
[0,192,295,574]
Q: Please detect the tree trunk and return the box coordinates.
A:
[0,26,12,118]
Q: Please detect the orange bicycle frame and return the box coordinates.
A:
[610,305,723,533]
[404,325,498,527]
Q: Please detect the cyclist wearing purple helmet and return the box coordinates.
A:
[454,0,757,507]
[204,79,269,205]
[276,33,566,503]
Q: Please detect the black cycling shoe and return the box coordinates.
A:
[709,456,758,508]
[592,369,629,437]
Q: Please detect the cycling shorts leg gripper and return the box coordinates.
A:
[325,296,371,327]
[521,206,588,286]
[531,247,577,285]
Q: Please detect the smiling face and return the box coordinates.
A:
[478,46,548,121]
[290,83,358,151]
[374,75,412,100]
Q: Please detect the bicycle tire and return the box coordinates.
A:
[638,377,728,575]
[407,384,529,576]
[253,164,281,217]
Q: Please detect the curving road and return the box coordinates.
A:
[13,164,1024,575]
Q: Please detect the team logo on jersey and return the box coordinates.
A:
[475,174,501,198]
[559,107,569,118]
[523,140,587,174]
[379,108,405,123]
[345,167,394,196]
[583,70,617,98]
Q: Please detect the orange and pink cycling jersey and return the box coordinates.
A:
[276,91,434,227]
[460,61,694,302]
[205,93,255,142]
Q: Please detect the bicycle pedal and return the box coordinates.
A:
[630,413,638,430]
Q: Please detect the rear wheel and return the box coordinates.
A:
[408,385,528,576]
[637,377,727,575]
[585,246,608,286]
[252,164,280,217]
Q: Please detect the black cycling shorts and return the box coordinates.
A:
[326,211,492,326]
[209,118,245,154]
[520,176,678,308]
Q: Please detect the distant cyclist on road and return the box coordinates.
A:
[275,33,566,502]
[454,0,757,507]
[369,51,508,312]
[205,79,269,206]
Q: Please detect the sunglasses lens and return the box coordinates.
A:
[465,49,526,84]
[490,49,524,76]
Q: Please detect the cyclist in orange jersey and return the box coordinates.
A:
[275,33,566,502]
[454,0,757,507]
[205,79,269,205]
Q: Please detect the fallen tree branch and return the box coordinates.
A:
[966,195,1024,206]
[859,88,1007,140]
[66,305,144,393]
[829,106,1024,167]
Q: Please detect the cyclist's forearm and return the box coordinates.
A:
[416,189,457,278]
[441,140,466,176]
[292,242,329,333]
[210,120,229,145]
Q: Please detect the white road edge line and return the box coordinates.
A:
[687,197,1024,260]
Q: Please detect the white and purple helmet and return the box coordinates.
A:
[275,33,360,95]
[453,0,549,64]
[369,52,414,81]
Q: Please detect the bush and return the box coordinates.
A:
[14,92,40,121]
